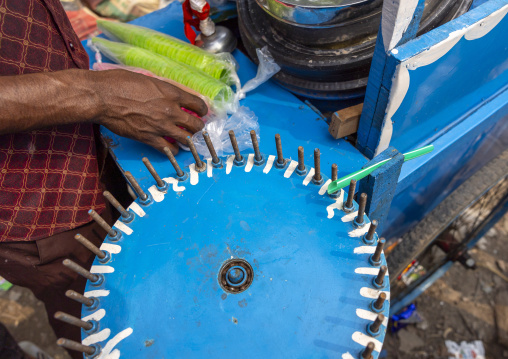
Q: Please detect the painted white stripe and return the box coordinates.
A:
[355,267,388,276]
[83,329,111,345]
[97,328,133,359]
[349,223,371,238]
[263,155,275,174]
[360,287,390,300]
[82,309,106,322]
[342,353,355,359]
[356,309,389,326]
[113,221,132,235]
[163,177,185,192]
[105,349,120,359]
[303,168,315,186]
[352,332,383,352]
[284,160,298,178]
[319,179,332,195]
[206,159,213,177]
[245,154,255,172]
[148,185,164,202]
[226,155,234,174]
[84,290,110,298]
[342,211,357,223]
[354,246,376,254]
[326,190,344,219]
[91,265,114,274]
[189,164,199,185]
[127,202,145,217]
[100,243,121,254]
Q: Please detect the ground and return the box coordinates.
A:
[1,214,508,359]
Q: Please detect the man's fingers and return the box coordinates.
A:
[173,110,205,133]
[178,91,208,117]
[147,137,179,155]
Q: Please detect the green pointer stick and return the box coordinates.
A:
[327,144,434,195]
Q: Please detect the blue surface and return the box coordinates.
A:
[387,0,508,154]
[82,155,389,358]
[81,3,390,358]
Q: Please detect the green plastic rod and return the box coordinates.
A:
[327,145,434,194]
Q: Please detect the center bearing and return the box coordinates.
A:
[219,259,254,294]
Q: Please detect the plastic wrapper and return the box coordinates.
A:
[236,46,281,101]
[96,19,239,86]
[445,341,485,359]
[92,37,234,108]
[192,107,259,157]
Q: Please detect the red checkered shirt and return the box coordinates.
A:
[0,0,105,241]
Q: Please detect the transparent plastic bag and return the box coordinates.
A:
[96,19,239,87]
[91,37,235,112]
[235,46,281,101]
[192,107,259,157]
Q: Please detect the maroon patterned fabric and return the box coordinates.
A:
[0,0,105,241]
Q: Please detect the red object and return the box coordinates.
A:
[65,8,100,40]
[0,0,106,242]
[182,0,210,44]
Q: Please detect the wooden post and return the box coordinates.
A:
[328,103,363,139]
[358,146,404,233]
[356,0,426,158]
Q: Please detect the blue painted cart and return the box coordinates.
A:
[72,0,508,357]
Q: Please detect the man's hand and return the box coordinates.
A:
[0,69,208,154]
[94,70,207,154]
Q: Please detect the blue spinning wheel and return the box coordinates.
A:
[58,130,390,359]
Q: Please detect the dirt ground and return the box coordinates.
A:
[1,214,508,359]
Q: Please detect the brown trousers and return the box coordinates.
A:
[0,205,114,359]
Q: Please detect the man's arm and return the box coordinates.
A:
[0,69,208,153]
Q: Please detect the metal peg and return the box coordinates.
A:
[142,157,167,189]
[65,290,95,308]
[124,171,149,202]
[63,259,99,283]
[163,146,186,179]
[373,292,386,311]
[370,237,386,265]
[313,148,322,183]
[57,338,96,355]
[296,146,306,175]
[229,130,244,164]
[54,311,93,330]
[75,234,105,259]
[275,134,284,167]
[331,164,338,181]
[186,136,206,172]
[250,130,262,163]
[88,209,117,238]
[203,131,220,165]
[361,342,375,359]
[103,191,133,222]
[364,220,378,245]
[375,265,387,286]
[368,313,385,334]
[354,193,367,227]
[344,179,357,212]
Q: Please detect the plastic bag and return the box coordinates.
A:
[235,46,281,101]
[192,107,259,157]
[96,19,239,87]
[91,37,235,111]
[445,340,485,359]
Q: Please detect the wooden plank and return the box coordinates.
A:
[358,146,404,233]
[356,0,426,158]
[328,103,363,139]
